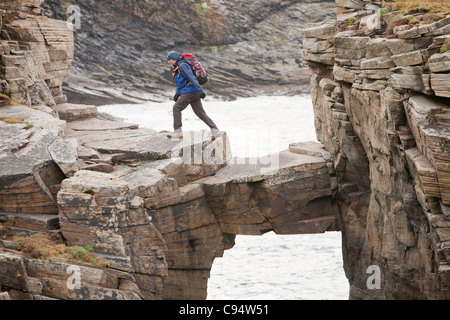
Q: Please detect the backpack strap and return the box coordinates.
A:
[172,65,179,77]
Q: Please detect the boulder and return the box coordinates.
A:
[391,50,425,67]
[334,36,370,66]
[0,154,65,214]
[48,138,79,177]
[302,22,336,40]
[384,39,416,55]
[335,0,364,9]
[303,38,334,54]
[333,65,357,83]
[302,50,335,66]
[54,103,99,121]
[143,158,188,187]
[430,73,450,98]
[366,38,393,58]
[115,167,181,210]
[289,141,332,161]
[360,56,396,69]
[0,121,34,153]
[389,67,425,92]
[428,52,450,73]
[57,170,168,299]
[0,252,29,292]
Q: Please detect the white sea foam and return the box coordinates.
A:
[98,95,350,300]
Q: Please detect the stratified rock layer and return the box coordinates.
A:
[2,0,450,301]
[0,3,341,301]
[0,0,73,106]
[1,56,339,301]
[302,0,450,299]
[1,85,339,299]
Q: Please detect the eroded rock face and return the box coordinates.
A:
[0,2,341,300]
[57,170,168,300]
[302,0,450,299]
[0,0,74,106]
[0,0,331,301]
[41,0,336,103]
[1,94,340,299]
[0,104,66,214]
[3,0,449,301]
[202,147,337,235]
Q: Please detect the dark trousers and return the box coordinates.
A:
[173,93,217,130]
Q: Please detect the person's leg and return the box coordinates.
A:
[173,94,191,130]
[188,93,218,129]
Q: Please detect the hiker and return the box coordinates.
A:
[166,51,220,140]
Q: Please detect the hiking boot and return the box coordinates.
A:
[167,129,183,140]
[210,128,221,140]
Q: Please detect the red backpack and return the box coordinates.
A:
[181,53,208,85]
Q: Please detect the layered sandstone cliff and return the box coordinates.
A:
[0,0,337,300]
[1,0,450,301]
[302,0,450,299]
[0,97,338,299]
[0,0,73,107]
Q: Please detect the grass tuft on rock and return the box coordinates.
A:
[12,233,109,268]
[441,38,450,54]
[392,0,450,13]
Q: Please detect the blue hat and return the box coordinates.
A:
[167,51,181,60]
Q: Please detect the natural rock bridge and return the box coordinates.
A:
[0,101,338,300]
[4,0,449,301]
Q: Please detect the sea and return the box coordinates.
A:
[97,95,350,300]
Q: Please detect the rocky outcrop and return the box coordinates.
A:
[0,6,340,294]
[0,250,143,300]
[302,1,450,299]
[57,170,168,300]
[0,5,338,297]
[0,0,73,107]
[0,94,339,299]
[0,0,75,214]
[201,144,337,235]
[0,103,66,214]
[41,0,336,103]
[2,0,450,301]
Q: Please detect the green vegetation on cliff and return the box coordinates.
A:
[12,233,109,267]
[392,0,450,13]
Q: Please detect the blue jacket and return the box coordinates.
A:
[173,59,205,96]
